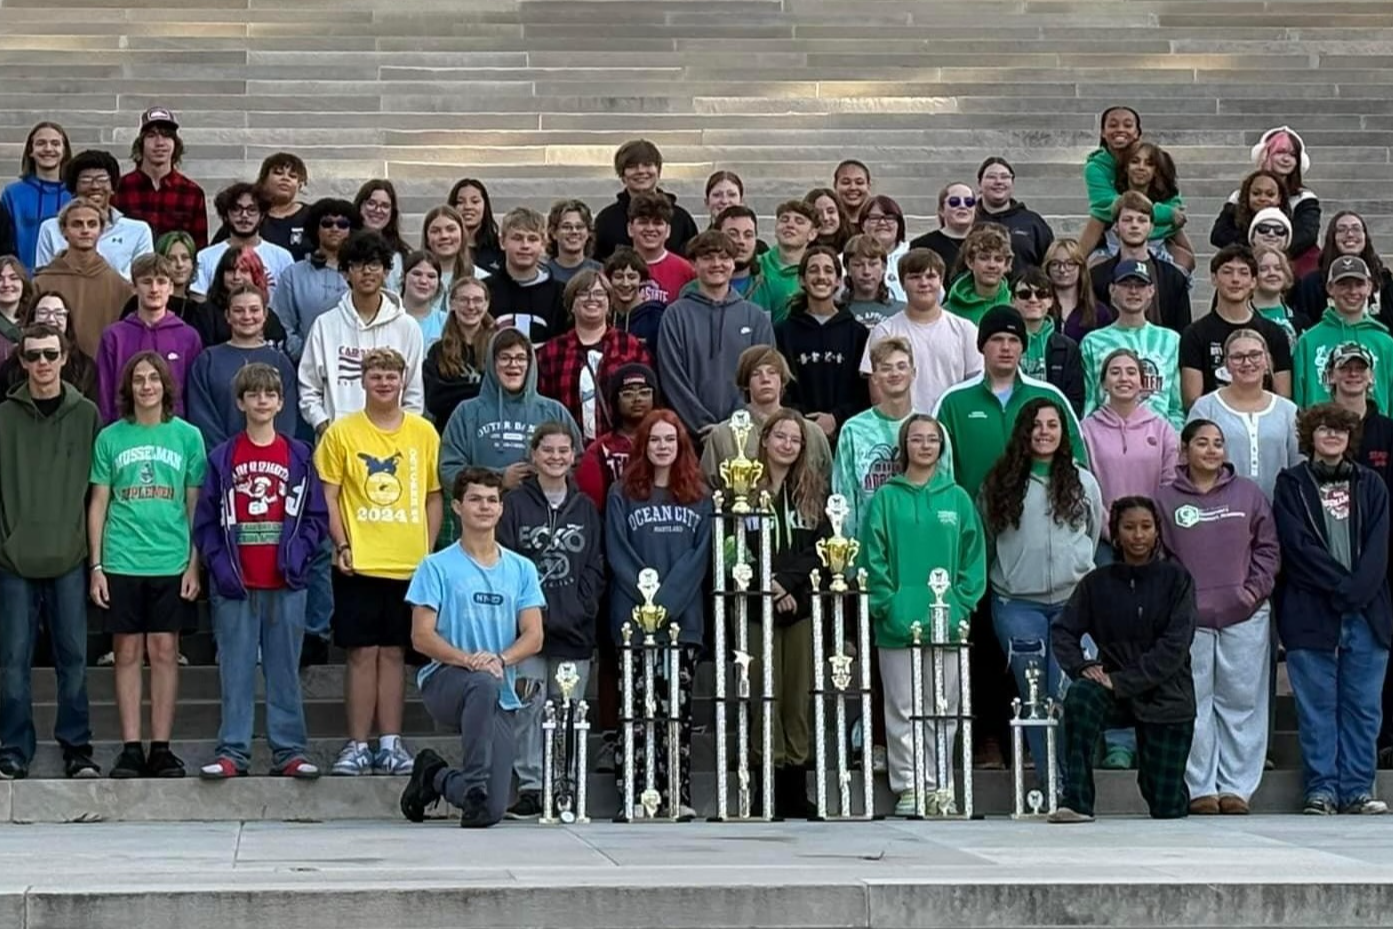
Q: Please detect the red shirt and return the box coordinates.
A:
[641,252,695,305]
[230,433,290,589]
[114,168,209,249]
[534,327,653,441]
[575,432,635,512]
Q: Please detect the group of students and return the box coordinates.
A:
[0,104,1391,826]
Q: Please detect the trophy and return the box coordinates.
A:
[1009,661,1060,820]
[717,410,764,515]
[617,568,684,822]
[710,444,776,822]
[541,660,590,824]
[908,568,975,819]
[809,494,875,821]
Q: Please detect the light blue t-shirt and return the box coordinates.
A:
[406,543,545,709]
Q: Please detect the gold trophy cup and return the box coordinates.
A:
[815,494,860,592]
[718,409,764,514]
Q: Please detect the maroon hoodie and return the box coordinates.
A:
[1155,464,1280,630]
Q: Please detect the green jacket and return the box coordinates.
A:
[1293,307,1393,410]
[933,372,1087,496]
[1084,146,1184,241]
[747,250,801,326]
[944,273,1010,328]
[862,468,986,647]
[0,382,100,577]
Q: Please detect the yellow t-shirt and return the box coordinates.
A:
[315,411,441,580]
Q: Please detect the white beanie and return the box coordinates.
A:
[1248,207,1292,244]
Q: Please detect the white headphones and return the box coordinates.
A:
[1250,126,1311,173]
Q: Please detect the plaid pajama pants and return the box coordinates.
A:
[1060,678,1195,818]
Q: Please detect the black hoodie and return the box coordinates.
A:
[497,475,605,659]
[487,266,567,345]
[775,307,870,432]
[593,189,700,262]
[974,200,1055,272]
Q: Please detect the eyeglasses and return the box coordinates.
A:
[229,204,260,216]
[946,196,977,208]
[1254,223,1287,237]
[75,175,112,189]
[1227,350,1265,366]
[862,214,897,226]
[349,261,385,273]
[618,386,654,399]
[578,288,608,302]
[1014,287,1049,301]
[361,200,392,214]
[497,353,529,367]
[320,218,353,230]
[450,296,487,308]
[1046,260,1078,272]
[21,349,60,362]
[1336,223,1364,236]
[1315,425,1351,437]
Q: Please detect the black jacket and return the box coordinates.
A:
[120,294,289,349]
[1291,266,1393,332]
[593,189,700,262]
[907,228,963,273]
[1273,461,1391,652]
[1358,404,1393,491]
[421,339,482,433]
[1053,556,1197,724]
[974,200,1054,272]
[1209,192,1321,258]
[486,269,566,344]
[1090,253,1192,335]
[742,487,833,626]
[1041,329,1085,416]
[775,307,871,431]
[497,476,606,659]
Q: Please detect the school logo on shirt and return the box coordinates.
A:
[862,445,900,494]
[1174,503,1245,528]
[358,451,403,505]
[937,509,958,526]
[337,347,364,385]
[474,592,505,606]
[1319,482,1351,521]
[1139,358,1163,401]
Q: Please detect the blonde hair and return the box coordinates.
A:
[869,335,914,369]
[500,206,547,239]
[1251,244,1294,292]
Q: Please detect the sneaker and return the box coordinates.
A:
[147,746,186,778]
[1303,795,1337,815]
[177,652,189,666]
[110,744,147,779]
[459,786,492,828]
[1100,747,1135,770]
[400,749,447,823]
[871,745,888,774]
[272,758,321,779]
[1189,795,1220,815]
[674,803,697,821]
[894,789,918,817]
[0,757,27,780]
[1218,794,1250,815]
[96,651,115,667]
[63,753,99,779]
[199,757,246,780]
[331,741,373,777]
[505,790,544,820]
[1341,795,1389,815]
[594,734,617,775]
[1047,806,1095,824]
[373,741,414,776]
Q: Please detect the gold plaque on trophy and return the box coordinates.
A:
[718,409,764,514]
[815,494,860,593]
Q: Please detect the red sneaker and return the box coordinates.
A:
[273,758,322,779]
[199,757,244,780]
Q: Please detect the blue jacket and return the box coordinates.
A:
[1273,461,1392,651]
[192,433,329,599]
[1,176,70,272]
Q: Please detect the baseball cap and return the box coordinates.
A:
[1112,260,1152,285]
[139,106,180,132]
[1328,255,1370,284]
[1329,342,1374,372]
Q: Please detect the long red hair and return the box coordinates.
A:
[621,409,707,505]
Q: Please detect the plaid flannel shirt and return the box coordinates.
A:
[114,168,209,249]
[535,327,653,438]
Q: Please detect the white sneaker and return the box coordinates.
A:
[373,740,414,775]
[96,651,115,667]
[894,789,917,817]
[331,741,373,776]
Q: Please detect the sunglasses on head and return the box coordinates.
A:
[946,196,977,209]
[1254,223,1287,237]
[22,348,60,362]
[320,218,353,230]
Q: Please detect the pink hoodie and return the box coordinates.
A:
[1081,404,1179,536]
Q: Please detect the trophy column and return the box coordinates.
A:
[541,661,590,825]
[1009,661,1060,820]
[908,568,975,819]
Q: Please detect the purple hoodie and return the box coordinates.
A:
[1156,464,1280,630]
[191,433,329,599]
[96,312,204,423]
[1081,403,1179,535]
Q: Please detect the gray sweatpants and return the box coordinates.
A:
[420,666,514,825]
[513,656,593,792]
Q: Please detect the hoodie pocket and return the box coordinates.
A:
[1,516,83,578]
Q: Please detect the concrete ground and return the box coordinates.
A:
[3,816,1393,928]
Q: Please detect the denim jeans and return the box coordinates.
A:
[303,539,333,641]
[210,587,310,769]
[991,596,1064,781]
[0,565,91,766]
[1286,612,1389,805]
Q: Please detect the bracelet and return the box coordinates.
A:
[90,564,103,573]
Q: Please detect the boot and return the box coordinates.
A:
[776,765,813,820]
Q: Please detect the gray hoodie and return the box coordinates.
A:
[983,466,1105,605]
[439,332,581,489]
[656,289,775,434]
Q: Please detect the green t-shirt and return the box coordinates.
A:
[90,417,207,577]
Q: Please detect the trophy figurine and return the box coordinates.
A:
[541,660,590,825]
[906,570,975,819]
[717,409,764,514]
[815,494,859,593]
[618,568,683,822]
[1009,659,1060,820]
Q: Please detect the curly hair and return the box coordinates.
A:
[621,409,707,505]
[1297,403,1362,460]
[1235,170,1289,235]
[757,408,827,525]
[981,397,1088,536]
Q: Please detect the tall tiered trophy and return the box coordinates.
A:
[540,661,590,824]
[710,409,776,821]
[808,494,875,821]
[617,568,685,822]
[1009,661,1060,819]
[908,568,975,819]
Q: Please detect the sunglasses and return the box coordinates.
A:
[319,218,353,230]
[1014,287,1050,300]
[21,349,60,362]
[946,196,977,208]
[1254,223,1287,237]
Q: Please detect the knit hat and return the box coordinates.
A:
[976,304,1027,350]
[1251,126,1310,173]
[1248,207,1292,244]
[606,362,658,411]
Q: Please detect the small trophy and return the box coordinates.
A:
[718,409,764,514]
[815,494,860,593]
[541,660,590,824]
[618,569,684,822]
[1009,660,1060,820]
[907,570,975,819]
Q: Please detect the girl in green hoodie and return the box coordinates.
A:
[862,415,986,816]
[1079,106,1142,257]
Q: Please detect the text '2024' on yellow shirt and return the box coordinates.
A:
[314,411,441,580]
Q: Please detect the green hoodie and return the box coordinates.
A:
[1021,316,1057,382]
[1084,146,1184,241]
[861,467,986,648]
[0,382,100,577]
[747,249,801,325]
[944,272,1010,328]
[1292,306,1393,410]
